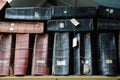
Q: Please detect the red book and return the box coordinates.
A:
[0,22,44,33]
[0,34,12,76]
[32,34,48,75]
[14,34,29,76]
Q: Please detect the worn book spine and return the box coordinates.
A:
[0,34,12,76]
[0,22,44,33]
[14,34,29,76]
[98,33,117,75]
[52,33,69,75]
[83,33,93,75]
[32,34,48,75]
[73,33,81,75]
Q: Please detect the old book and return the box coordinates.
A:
[0,0,10,20]
[52,33,69,75]
[98,33,117,75]
[32,34,48,75]
[73,33,81,75]
[83,33,93,75]
[0,22,44,33]
[47,19,93,32]
[97,19,120,31]
[0,34,12,76]
[14,34,29,76]
[5,7,51,20]
[97,6,120,19]
[51,6,96,19]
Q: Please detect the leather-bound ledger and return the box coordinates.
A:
[14,34,29,76]
[98,33,117,76]
[0,34,12,76]
[0,22,44,33]
[52,33,69,75]
[73,33,81,75]
[83,33,93,75]
[32,34,48,75]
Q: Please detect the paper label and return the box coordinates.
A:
[0,60,8,64]
[17,60,25,63]
[110,9,114,14]
[64,10,67,14]
[106,59,112,64]
[72,37,77,47]
[36,60,45,64]
[57,61,66,66]
[10,27,14,31]
[59,23,64,28]
[10,23,15,27]
[70,18,80,26]
[83,64,89,75]
[34,12,39,17]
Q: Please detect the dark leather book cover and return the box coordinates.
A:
[83,33,93,75]
[0,22,44,33]
[5,7,51,20]
[73,33,81,75]
[51,6,96,19]
[52,33,69,75]
[97,6,120,19]
[0,0,10,20]
[14,34,29,76]
[97,19,120,31]
[0,34,12,76]
[98,33,117,75]
[32,34,48,75]
[47,19,93,32]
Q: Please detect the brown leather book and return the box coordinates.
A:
[0,22,44,33]
[0,0,10,20]
[32,34,48,75]
[14,34,29,76]
[0,34,12,76]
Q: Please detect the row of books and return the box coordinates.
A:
[0,32,119,76]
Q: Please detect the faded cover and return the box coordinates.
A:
[0,0,10,20]
[73,33,81,75]
[14,34,29,76]
[0,22,44,33]
[0,34,12,76]
[32,34,48,75]
[52,33,69,75]
[98,33,117,75]
[5,7,51,20]
[48,19,93,32]
[97,6,120,19]
[97,19,120,31]
[51,6,96,19]
[83,33,93,75]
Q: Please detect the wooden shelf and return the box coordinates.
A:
[0,76,119,80]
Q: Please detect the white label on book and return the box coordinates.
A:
[57,61,66,66]
[34,12,39,17]
[110,9,114,14]
[83,64,89,75]
[36,60,45,64]
[85,60,89,64]
[73,37,77,47]
[70,18,80,26]
[0,60,8,64]
[64,10,67,14]
[17,60,25,63]
[59,23,64,28]
[10,27,14,31]
[106,59,112,64]
[10,23,15,27]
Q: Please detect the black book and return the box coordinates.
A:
[98,33,118,76]
[52,33,69,75]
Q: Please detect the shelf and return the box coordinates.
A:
[0,76,119,80]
